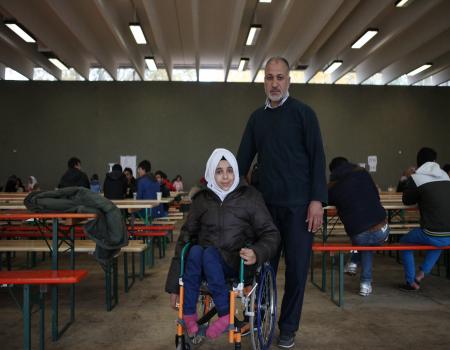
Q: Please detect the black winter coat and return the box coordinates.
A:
[103,170,127,199]
[58,168,90,189]
[165,180,280,294]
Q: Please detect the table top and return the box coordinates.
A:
[0,197,173,210]
[0,212,97,220]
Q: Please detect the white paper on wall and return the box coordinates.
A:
[358,163,366,169]
[368,155,377,172]
[120,156,137,177]
[108,163,114,172]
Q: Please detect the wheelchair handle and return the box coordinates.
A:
[180,242,191,277]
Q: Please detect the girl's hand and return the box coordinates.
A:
[240,248,257,265]
[170,293,179,310]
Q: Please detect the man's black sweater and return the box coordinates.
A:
[237,97,327,207]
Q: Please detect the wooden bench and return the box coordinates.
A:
[311,242,450,307]
[0,269,88,349]
[0,240,147,311]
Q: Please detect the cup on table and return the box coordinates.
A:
[133,192,137,200]
[156,192,162,201]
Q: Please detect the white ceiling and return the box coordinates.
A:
[0,0,449,85]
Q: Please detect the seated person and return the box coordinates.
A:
[442,164,450,177]
[124,167,137,198]
[400,147,450,291]
[4,175,19,192]
[136,160,165,218]
[172,175,184,192]
[328,157,390,296]
[155,170,175,194]
[58,157,90,189]
[27,176,38,192]
[396,166,416,192]
[165,148,280,339]
[103,164,127,199]
[90,174,101,193]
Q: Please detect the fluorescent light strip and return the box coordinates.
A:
[5,23,36,43]
[395,0,411,7]
[246,26,261,46]
[351,29,378,49]
[407,64,432,77]
[259,0,272,3]
[324,60,343,74]
[238,59,248,71]
[129,24,147,44]
[48,58,68,71]
[145,57,157,71]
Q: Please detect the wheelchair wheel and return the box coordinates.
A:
[249,263,277,350]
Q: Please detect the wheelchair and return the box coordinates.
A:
[175,243,277,350]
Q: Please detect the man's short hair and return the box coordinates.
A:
[112,164,122,172]
[68,157,81,169]
[265,57,290,72]
[138,160,151,173]
[329,157,349,172]
[124,167,133,175]
[416,147,437,167]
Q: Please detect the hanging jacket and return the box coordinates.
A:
[24,187,128,261]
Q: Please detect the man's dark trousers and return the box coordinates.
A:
[268,203,312,334]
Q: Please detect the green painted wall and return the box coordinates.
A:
[1,81,449,192]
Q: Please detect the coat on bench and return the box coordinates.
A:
[24,187,128,262]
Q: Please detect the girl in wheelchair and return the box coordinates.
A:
[165,148,280,341]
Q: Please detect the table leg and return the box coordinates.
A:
[23,284,31,350]
[51,218,59,341]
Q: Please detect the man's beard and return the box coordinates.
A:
[269,91,283,102]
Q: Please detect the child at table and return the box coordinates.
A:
[165,148,280,339]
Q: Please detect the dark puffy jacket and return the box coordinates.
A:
[165,180,280,294]
[24,187,128,263]
[103,170,127,199]
[58,168,90,189]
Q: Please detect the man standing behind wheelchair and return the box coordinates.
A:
[165,148,280,340]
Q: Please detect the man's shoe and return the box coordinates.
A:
[359,282,372,296]
[278,332,295,349]
[399,282,420,292]
[344,262,358,276]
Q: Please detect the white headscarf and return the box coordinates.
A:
[28,176,37,191]
[204,148,240,202]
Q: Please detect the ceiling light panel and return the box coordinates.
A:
[5,22,36,43]
[351,29,378,49]
[246,25,261,46]
[407,64,432,76]
[324,60,343,74]
[129,23,147,44]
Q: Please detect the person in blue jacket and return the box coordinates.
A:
[136,160,165,218]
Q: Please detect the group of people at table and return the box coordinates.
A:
[2,57,450,349]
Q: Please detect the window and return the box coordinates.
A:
[5,67,28,80]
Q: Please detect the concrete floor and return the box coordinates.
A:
[1,226,450,349]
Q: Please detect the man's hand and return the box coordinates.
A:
[240,248,257,265]
[306,200,323,233]
[170,293,179,310]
